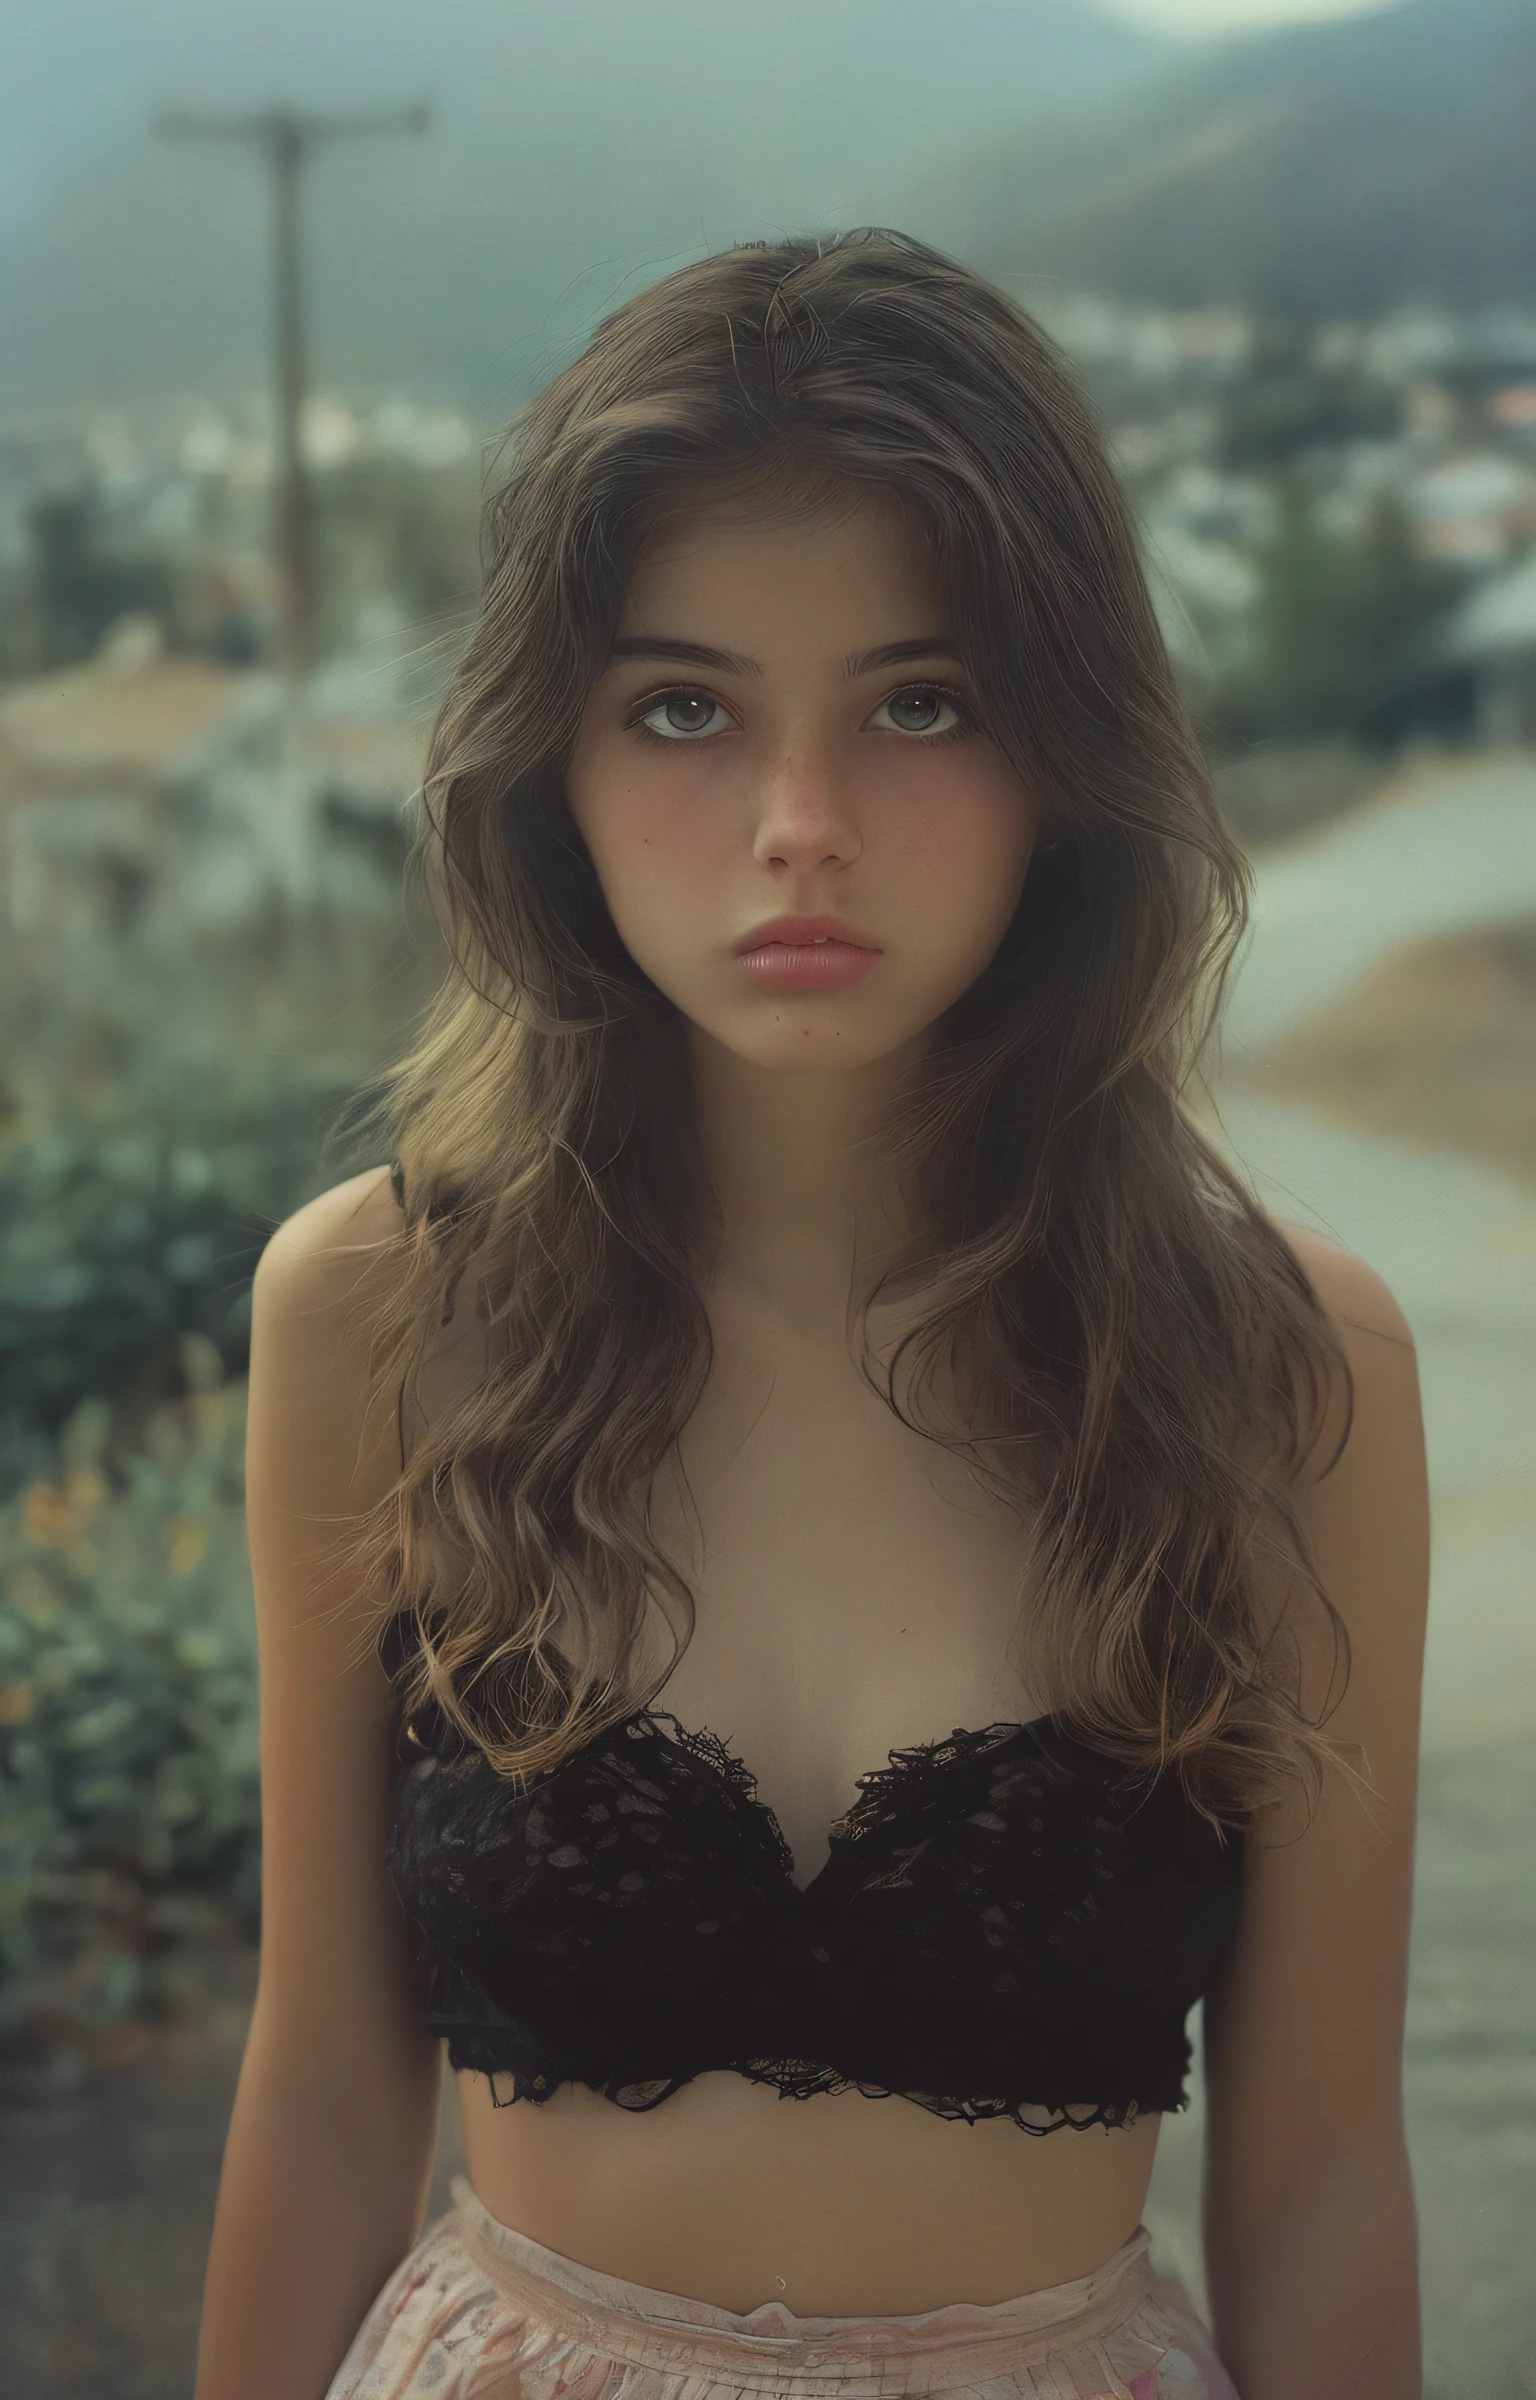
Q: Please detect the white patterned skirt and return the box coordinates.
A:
[324,2175,1240,2400]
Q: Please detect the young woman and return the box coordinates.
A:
[192,231,1428,2400]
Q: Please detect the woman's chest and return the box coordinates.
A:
[638,1292,1049,1890]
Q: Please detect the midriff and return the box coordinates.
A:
[455,2067,1163,2313]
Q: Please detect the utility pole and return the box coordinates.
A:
[155,105,429,683]
[154,104,428,907]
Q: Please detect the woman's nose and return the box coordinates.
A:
[749,743,863,872]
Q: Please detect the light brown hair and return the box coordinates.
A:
[338,227,1357,1836]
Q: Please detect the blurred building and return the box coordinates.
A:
[1444,551,1536,743]
[0,616,428,946]
[1403,452,1536,567]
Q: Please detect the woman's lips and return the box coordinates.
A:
[736,939,880,991]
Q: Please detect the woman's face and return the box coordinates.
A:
[565,487,1043,1077]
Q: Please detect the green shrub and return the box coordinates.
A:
[1207,480,1465,749]
[0,1078,361,1496]
[0,1341,259,2040]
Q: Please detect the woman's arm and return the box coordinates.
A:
[193,1169,445,2400]
[1201,1227,1430,2400]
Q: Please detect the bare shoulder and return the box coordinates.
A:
[1270,1216,1416,1353]
[254,1161,403,1321]
[246,1165,408,1513]
[254,1159,495,1504]
[244,1168,405,1621]
[1258,1216,1417,1493]
[1254,1210,1429,1676]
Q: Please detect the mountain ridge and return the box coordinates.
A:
[0,0,1168,412]
[928,0,1535,319]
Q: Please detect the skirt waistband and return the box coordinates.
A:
[446,2177,1162,2395]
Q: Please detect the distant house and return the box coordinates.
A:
[1442,551,1536,742]
[1487,384,1536,435]
[1140,520,1260,686]
[1403,453,1536,566]
[0,620,429,945]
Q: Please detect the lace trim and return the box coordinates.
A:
[473,2054,1153,2133]
[618,1705,1082,1884]
[828,1717,1076,1837]
[621,1706,799,1873]
[385,1612,1083,1832]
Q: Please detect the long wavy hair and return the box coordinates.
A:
[336,227,1360,1838]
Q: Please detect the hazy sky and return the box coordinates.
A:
[0,0,1421,406]
[1113,0,1397,25]
[0,0,1407,222]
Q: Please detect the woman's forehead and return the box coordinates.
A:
[622,486,935,607]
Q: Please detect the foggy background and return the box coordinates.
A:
[2,3,1534,2394]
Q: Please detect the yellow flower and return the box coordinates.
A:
[64,1467,108,1519]
[9,1564,61,1627]
[22,1482,75,1549]
[166,1517,209,1575]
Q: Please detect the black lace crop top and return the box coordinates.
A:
[382,1613,1248,2134]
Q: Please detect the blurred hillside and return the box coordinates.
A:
[0,0,1168,414]
[936,0,1536,319]
[0,0,1525,413]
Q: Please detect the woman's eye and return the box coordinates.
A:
[627,681,976,745]
[631,690,729,741]
[873,685,973,739]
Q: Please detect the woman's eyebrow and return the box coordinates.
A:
[605,635,965,678]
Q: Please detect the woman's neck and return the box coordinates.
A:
[689,1025,926,1331]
